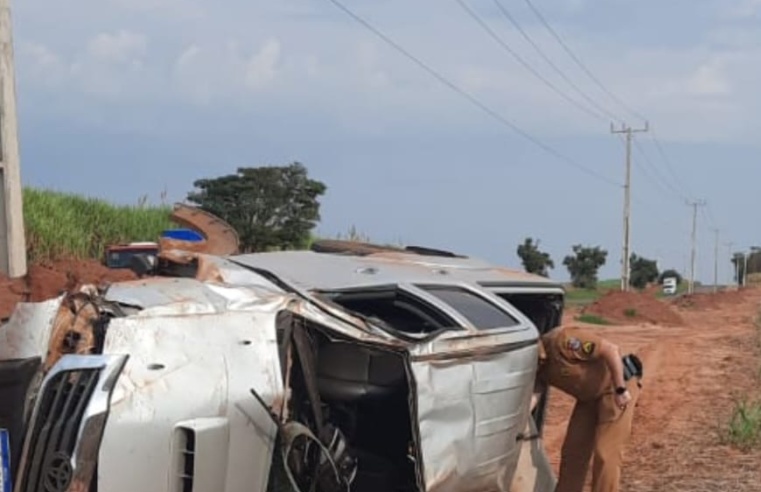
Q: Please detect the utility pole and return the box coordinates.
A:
[611,121,649,292]
[0,0,27,278]
[712,228,719,293]
[687,199,706,294]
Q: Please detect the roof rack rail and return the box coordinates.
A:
[310,240,467,258]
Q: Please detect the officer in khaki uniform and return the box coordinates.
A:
[535,325,642,492]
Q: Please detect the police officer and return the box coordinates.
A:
[534,324,642,492]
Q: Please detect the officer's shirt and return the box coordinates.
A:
[537,326,612,402]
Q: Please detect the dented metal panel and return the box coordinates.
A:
[411,341,539,492]
[98,310,284,492]
[104,276,288,314]
[0,296,63,360]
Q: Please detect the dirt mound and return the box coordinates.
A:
[673,288,754,311]
[0,259,137,319]
[581,290,685,326]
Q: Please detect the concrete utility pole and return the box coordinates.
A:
[611,121,649,292]
[712,228,719,293]
[0,0,27,278]
[687,199,706,294]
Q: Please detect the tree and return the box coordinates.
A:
[629,253,659,290]
[516,237,555,277]
[187,162,327,252]
[563,244,608,289]
[658,269,683,285]
[731,252,747,285]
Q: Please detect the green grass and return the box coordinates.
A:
[23,187,173,262]
[564,278,621,306]
[576,314,612,325]
[721,310,761,450]
[723,397,761,450]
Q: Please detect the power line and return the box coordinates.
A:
[324,0,621,187]
[632,140,688,201]
[520,0,698,211]
[648,128,693,199]
[489,0,623,124]
[522,0,647,125]
[454,0,606,122]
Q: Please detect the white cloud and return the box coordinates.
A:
[687,59,732,97]
[12,0,761,145]
[86,30,147,63]
[243,38,282,90]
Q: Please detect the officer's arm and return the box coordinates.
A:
[597,339,627,389]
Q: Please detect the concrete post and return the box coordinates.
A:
[0,0,27,278]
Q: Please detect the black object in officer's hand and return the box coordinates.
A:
[622,353,643,381]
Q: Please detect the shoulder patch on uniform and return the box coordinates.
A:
[566,337,582,351]
[582,341,595,354]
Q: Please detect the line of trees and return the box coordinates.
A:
[516,237,683,290]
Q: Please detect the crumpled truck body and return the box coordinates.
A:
[0,250,558,492]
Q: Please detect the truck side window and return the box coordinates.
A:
[418,285,520,330]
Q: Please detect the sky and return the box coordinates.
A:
[8,0,761,283]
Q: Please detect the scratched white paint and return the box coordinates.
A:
[412,342,539,492]
[99,309,283,492]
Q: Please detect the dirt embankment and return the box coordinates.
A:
[581,290,685,326]
[0,259,137,319]
[673,288,754,311]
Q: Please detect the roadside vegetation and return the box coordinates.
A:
[23,188,173,263]
[722,311,761,450]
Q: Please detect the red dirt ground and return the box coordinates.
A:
[0,259,137,319]
[672,288,755,311]
[550,287,761,491]
[581,290,685,326]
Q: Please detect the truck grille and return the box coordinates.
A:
[16,368,101,492]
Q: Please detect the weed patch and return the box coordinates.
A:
[576,314,611,325]
[723,397,761,450]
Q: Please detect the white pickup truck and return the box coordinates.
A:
[0,242,562,492]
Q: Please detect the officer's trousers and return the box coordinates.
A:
[555,381,640,492]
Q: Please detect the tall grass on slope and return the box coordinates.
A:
[23,188,173,262]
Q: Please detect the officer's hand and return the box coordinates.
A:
[615,390,632,410]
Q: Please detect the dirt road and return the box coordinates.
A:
[543,288,761,490]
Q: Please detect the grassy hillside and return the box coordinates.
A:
[23,188,173,262]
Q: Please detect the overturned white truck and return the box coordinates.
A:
[0,242,563,492]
